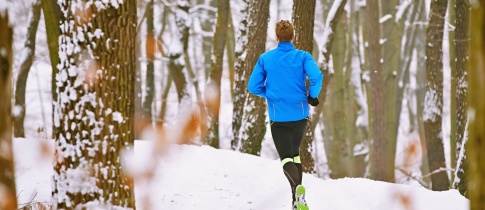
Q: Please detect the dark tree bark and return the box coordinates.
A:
[231,0,270,155]
[0,11,18,210]
[52,0,137,208]
[168,0,190,103]
[292,0,317,173]
[424,0,450,191]
[14,0,42,137]
[41,0,62,134]
[366,0,393,182]
[467,2,485,209]
[205,0,230,148]
[453,0,470,196]
[143,0,155,120]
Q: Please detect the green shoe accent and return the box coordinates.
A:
[295,185,309,210]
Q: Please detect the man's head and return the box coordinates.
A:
[275,20,294,42]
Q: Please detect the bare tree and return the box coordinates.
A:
[0,10,18,210]
[452,0,470,195]
[302,0,347,174]
[468,3,485,208]
[143,0,155,120]
[52,0,136,208]
[424,0,450,191]
[13,0,42,137]
[292,0,318,173]
[41,0,62,119]
[169,0,191,104]
[366,0,393,182]
[231,0,270,155]
[205,0,230,148]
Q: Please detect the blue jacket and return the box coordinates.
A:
[247,42,323,122]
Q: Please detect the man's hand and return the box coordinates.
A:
[308,95,319,106]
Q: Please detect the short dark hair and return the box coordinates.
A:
[275,20,294,42]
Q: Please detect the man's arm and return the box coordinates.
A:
[303,52,323,98]
[247,57,267,98]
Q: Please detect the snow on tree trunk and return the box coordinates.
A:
[231,0,270,155]
[452,0,469,196]
[468,2,485,209]
[169,0,191,104]
[424,0,450,191]
[0,10,18,210]
[52,0,136,208]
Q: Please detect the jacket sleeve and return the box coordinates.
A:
[303,52,323,98]
[247,56,266,98]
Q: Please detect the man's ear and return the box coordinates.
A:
[276,34,279,42]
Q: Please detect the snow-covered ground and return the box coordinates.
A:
[14,138,469,210]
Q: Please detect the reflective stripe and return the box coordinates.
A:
[294,156,301,164]
[281,158,293,166]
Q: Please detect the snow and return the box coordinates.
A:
[14,138,469,209]
[379,14,393,24]
[395,0,412,23]
[318,0,344,58]
[423,89,441,122]
[112,111,123,123]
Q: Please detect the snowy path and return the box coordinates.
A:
[14,138,468,210]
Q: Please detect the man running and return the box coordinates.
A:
[247,20,323,210]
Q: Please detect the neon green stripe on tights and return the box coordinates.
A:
[281,158,293,166]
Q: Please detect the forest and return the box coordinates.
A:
[0,0,484,209]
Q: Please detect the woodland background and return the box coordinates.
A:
[0,0,484,209]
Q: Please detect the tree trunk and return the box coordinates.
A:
[380,0,400,176]
[158,5,171,122]
[13,0,42,137]
[424,0,450,191]
[231,0,270,155]
[304,0,347,175]
[453,0,469,196]
[412,0,431,186]
[328,10,353,178]
[205,0,229,148]
[468,2,485,208]
[400,0,424,133]
[0,11,18,210]
[143,0,155,120]
[366,0,393,182]
[198,0,216,78]
[41,0,62,139]
[292,0,317,173]
[52,0,137,208]
[448,0,457,184]
[344,1,365,178]
[349,0,369,178]
[226,10,236,99]
[169,0,191,104]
